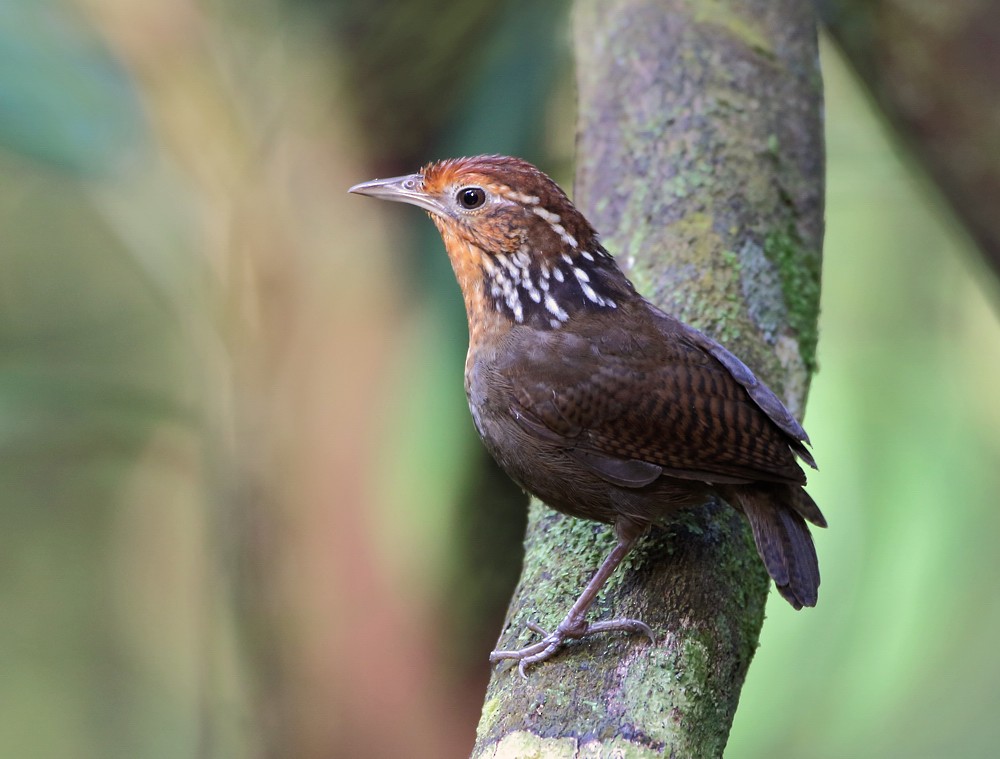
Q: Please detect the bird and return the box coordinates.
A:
[349,155,825,676]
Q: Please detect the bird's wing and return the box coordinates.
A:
[500,310,810,488]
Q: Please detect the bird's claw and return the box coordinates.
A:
[490,616,655,678]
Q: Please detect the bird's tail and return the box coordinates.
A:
[733,485,825,609]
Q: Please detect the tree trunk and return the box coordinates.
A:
[818,0,1000,280]
[472,1,824,757]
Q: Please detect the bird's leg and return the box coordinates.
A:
[490,530,655,677]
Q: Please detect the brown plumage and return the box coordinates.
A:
[350,155,825,675]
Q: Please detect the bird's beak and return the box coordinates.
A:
[348,173,444,216]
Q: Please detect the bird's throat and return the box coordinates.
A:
[434,214,630,343]
[434,223,508,348]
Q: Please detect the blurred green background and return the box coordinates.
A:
[2,1,998,757]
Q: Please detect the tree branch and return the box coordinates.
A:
[472,1,823,756]
[818,0,1000,281]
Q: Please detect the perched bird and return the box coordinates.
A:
[349,155,825,675]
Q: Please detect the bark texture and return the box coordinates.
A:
[818,0,1000,279]
[472,1,824,757]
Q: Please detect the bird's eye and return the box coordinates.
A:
[457,186,486,210]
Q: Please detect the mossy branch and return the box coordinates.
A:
[472,1,824,756]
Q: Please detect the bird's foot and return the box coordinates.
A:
[490,617,655,678]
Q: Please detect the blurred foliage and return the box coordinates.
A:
[0,1,145,173]
[1,1,999,758]
[326,0,572,670]
[321,0,504,171]
[818,0,1000,279]
[728,38,1000,759]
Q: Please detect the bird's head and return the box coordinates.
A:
[349,155,633,331]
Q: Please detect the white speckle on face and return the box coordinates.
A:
[572,262,613,307]
[532,207,578,249]
[482,247,542,326]
[480,240,615,326]
[544,293,569,322]
[485,263,524,325]
[502,189,539,205]
[554,224,578,248]
[532,206,560,223]
[580,281,601,304]
[501,275,523,322]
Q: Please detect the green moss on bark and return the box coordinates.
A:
[764,225,821,372]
